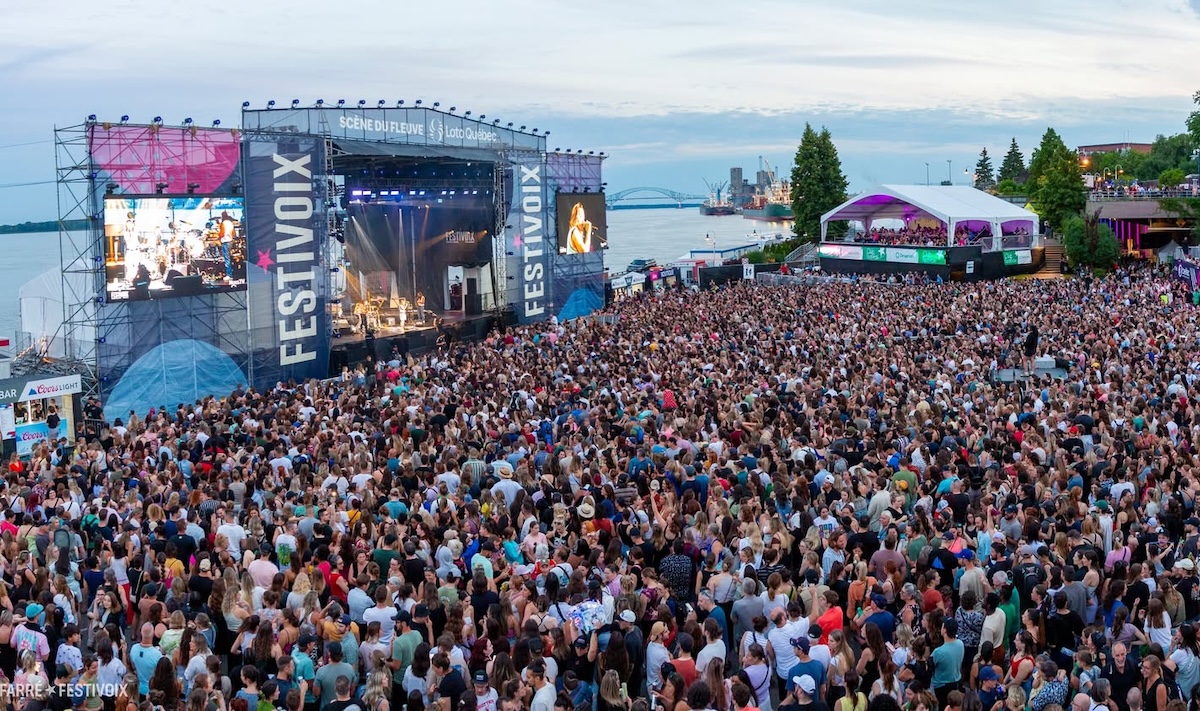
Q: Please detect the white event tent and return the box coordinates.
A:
[820,185,1040,245]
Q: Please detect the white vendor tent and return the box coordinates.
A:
[820,185,1040,244]
[19,269,94,358]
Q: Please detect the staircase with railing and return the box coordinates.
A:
[786,242,819,264]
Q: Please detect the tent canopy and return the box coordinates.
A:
[820,185,1040,244]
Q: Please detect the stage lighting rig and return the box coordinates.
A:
[493,120,500,125]
[291,99,300,108]
[120,115,130,124]
[415,99,423,106]
[241,102,250,109]
[105,182,119,195]
[152,116,163,125]
[358,100,366,107]
[86,114,97,123]
[267,100,276,109]
[433,102,440,109]
[520,125,526,131]
[464,111,471,117]
[397,100,405,107]
[337,99,346,107]
[212,120,221,127]
[155,182,169,194]
[449,107,456,113]
[183,118,193,125]
[316,99,325,107]
[187,183,200,194]
[544,131,550,137]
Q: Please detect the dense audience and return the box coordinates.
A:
[843,226,1033,250]
[3,261,1200,711]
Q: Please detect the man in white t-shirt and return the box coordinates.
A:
[216,509,247,560]
[362,586,399,646]
[473,670,499,711]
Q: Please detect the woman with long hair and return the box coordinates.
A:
[704,658,730,711]
[857,623,887,694]
[149,656,181,710]
[362,669,392,711]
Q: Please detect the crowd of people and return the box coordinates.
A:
[843,226,1034,250]
[4,261,1200,711]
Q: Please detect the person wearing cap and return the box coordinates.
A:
[389,607,422,705]
[786,634,826,701]
[780,674,825,711]
[292,633,319,709]
[248,542,280,589]
[956,547,988,603]
[855,594,896,645]
[978,664,1004,710]
[617,608,645,696]
[472,669,498,711]
[12,602,49,664]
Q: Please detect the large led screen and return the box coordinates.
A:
[555,193,608,254]
[103,197,246,301]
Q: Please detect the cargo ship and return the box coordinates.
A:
[743,157,794,222]
[699,180,736,215]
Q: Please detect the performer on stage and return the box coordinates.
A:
[415,292,426,323]
[218,211,238,280]
[398,298,409,331]
[566,201,594,254]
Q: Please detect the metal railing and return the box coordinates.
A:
[1088,189,1199,201]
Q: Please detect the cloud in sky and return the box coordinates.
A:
[1,0,1199,221]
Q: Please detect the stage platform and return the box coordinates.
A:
[328,311,504,375]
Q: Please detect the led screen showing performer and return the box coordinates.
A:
[556,193,608,254]
[103,196,246,301]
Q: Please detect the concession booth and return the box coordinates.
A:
[0,373,82,457]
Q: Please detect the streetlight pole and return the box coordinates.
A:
[925,163,930,186]
[946,159,952,185]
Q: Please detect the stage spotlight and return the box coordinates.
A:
[544,131,550,136]
[212,120,221,127]
[120,115,129,123]
[155,182,169,194]
[267,100,276,109]
[532,128,538,133]
[105,182,119,195]
[599,152,606,156]
[357,100,366,107]
[378,99,386,107]
[464,111,471,117]
[187,182,200,194]
[95,296,105,305]
[316,99,325,107]
[98,337,106,344]
[493,120,500,125]
[506,122,513,127]
[433,102,440,108]
[232,182,242,194]
[241,102,250,109]
[555,148,561,152]
[520,125,526,131]
[337,99,346,107]
[589,151,594,155]
[415,99,422,105]
[153,116,163,124]
[87,114,97,123]
[449,107,456,113]
[183,118,193,125]
[397,100,405,107]
[478,114,485,120]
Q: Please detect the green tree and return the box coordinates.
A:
[1062,212,1119,270]
[1032,151,1087,231]
[1160,168,1187,189]
[998,138,1026,184]
[974,148,995,190]
[790,123,849,242]
[1186,90,1200,146]
[1159,197,1200,241]
[995,179,1024,196]
[1027,128,1070,190]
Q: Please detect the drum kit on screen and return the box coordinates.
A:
[121,220,243,284]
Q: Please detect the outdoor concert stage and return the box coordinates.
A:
[52,101,609,416]
[328,311,497,371]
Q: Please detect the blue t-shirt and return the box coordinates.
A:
[931,638,964,688]
[787,658,828,699]
[131,644,163,694]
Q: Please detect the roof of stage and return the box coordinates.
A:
[242,105,547,155]
[822,185,1039,227]
[332,139,505,163]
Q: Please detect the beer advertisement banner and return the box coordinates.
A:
[243,134,330,388]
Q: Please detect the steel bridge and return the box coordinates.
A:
[606,187,706,208]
